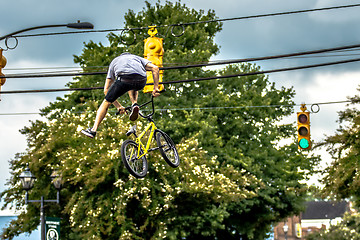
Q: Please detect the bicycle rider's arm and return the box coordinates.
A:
[145,62,160,97]
[104,78,125,113]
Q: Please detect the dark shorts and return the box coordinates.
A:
[105,74,146,103]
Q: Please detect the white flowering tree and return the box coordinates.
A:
[1,1,318,239]
[1,110,258,239]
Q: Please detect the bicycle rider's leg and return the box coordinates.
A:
[128,90,138,104]
[91,99,112,132]
[91,80,129,132]
[128,90,140,121]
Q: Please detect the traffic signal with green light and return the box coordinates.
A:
[297,111,311,150]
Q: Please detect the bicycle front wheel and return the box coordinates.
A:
[121,140,148,178]
[155,130,180,168]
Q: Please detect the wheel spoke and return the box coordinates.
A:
[156,130,180,168]
[122,140,148,178]
[164,146,172,152]
[128,146,143,173]
[159,143,171,152]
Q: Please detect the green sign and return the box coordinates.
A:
[45,217,60,240]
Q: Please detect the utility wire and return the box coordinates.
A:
[161,57,360,85]
[161,45,360,71]
[5,50,360,75]
[2,57,360,95]
[7,48,360,72]
[5,66,106,73]
[0,100,353,116]
[3,43,360,79]
[177,3,360,26]
[12,3,360,39]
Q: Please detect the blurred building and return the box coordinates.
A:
[273,201,350,240]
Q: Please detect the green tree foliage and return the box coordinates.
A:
[1,110,257,239]
[318,94,360,206]
[308,93,360,240]
[1,1,318,239]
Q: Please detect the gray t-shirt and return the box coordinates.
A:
[106,53,151,80]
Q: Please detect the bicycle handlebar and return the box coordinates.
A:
[120,89,166,119]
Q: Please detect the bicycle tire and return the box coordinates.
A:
[155,130,180,168]
[121,139,148,178]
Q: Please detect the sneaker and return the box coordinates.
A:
[129,103,139,121]
[81,128,96,138]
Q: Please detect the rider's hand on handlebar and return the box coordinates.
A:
[117,106,126,115]
[152,87,161,97]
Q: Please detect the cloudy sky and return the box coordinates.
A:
[1,0,360,215]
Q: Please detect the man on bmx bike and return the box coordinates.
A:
[81,53,161,138]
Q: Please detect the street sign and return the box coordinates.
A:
[45,217,60,240]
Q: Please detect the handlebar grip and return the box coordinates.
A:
[116,107,131,115]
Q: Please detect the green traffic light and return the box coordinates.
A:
[299,138,310,149]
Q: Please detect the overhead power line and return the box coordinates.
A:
[162,44,360,71]
[4,50,360,76]
[0,100,353,116]
[2,57,360,95]
[178,3,360,26]
[3,42,360,79]
[161,57,360,84]
[6,48,360,73]
[12,3,360,39]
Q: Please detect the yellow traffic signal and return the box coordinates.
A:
[297,105,311,150]
[143,26,164,93]
[0,49,7,100]
[0,49,6,85]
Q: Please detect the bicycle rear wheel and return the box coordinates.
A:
[155,130,180,168]
[121,140,148,178]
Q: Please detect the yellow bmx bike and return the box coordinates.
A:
[121,93,180,178]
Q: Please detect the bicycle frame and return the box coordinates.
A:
[125,90,165,159]
[121,90,180,178]
[134,121,158,159]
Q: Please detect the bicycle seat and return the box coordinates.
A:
[126,125,137,136]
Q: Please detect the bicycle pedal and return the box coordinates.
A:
[126,125,137,136]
